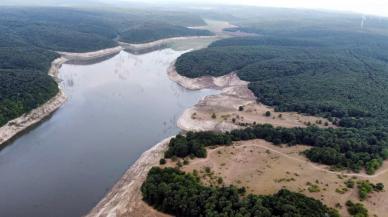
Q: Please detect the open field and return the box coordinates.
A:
[166,140,388,217]
[180,86,336,131]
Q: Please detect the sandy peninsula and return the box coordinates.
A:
[168,63,335,132]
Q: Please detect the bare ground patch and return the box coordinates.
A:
[168,63,335,132]
[171,140,388,217]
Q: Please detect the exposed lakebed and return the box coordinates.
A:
[0,48,218,217]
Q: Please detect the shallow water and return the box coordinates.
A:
[0,49,218,217]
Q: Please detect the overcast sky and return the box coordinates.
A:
[124,0,388,17]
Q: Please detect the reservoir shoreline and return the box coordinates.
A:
[0,20,239,217]
[0,35,220,148]
[87,49,338,216]
[85,59,250,217]
[0,46,123,147]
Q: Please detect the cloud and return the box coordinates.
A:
[123,0,388,17]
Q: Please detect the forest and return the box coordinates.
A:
[175,35,388,127]
[119,22,213,44]
[141,167,340,217]
[0,7,211,52]
[174,14,388,173]
[0,7,211,127]
[0,47,59,126]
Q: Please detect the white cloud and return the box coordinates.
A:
[123,0,388,17]
[221,0,388,17]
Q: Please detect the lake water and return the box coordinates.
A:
[0,48,218,217]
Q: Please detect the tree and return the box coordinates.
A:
[346,200,368,217]
[366,158,382,175]
[375,183,384,191]
[142,167,340,217]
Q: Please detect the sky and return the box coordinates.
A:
[2,0,387,17]
[123,0,388,17]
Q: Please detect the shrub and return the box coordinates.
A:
[346,200,368,217]
[159,158,166,165]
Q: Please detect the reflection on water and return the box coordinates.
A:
[0,49,218,217]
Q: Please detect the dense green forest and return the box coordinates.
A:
[119,22,213,43]
[0,47,59,126]
[142,167,340,217]
[174,13,388,173]
[0,7,211,52]
[0,7,211,127]
[175,34,388,127]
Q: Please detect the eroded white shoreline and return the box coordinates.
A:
[0,60,67,146]
[86,137,172,217]
[168,62,256,132]
[119,35,219,52]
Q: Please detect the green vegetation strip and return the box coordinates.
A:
[164,125,388,174]
[142,167,340,217]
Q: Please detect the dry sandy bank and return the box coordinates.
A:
[58,46,123,62]
[167,62,248,91]
[168,64,334,132]
[85,137,172,217]
[119,35,219,53]
[0,90,67,146]
[0,57,68,147]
